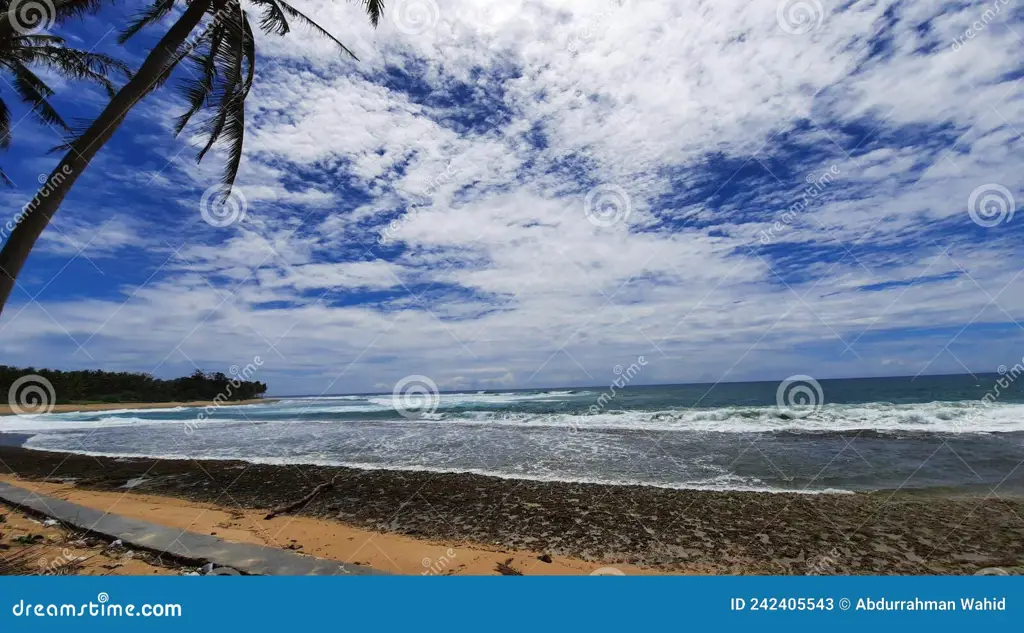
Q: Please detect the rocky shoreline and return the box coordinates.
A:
[1,445,1021,574]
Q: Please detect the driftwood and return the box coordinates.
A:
[263,475,339,520]
[494,557,524,576]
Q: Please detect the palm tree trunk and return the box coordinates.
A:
[0,0,214,316]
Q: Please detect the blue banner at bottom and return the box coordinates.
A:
[0,577,1018,631]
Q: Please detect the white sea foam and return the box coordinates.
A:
[0,415,239,432]
[4,400,1022,434]
[16,444,851,494]
[369,401,1024,434]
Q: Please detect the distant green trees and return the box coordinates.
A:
[0,366,267,403]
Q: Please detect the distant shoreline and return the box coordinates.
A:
[0,398,276,416]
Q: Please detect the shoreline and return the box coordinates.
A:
[0,398,277,416]
[0,446,1021,574]
[0,476,655,576]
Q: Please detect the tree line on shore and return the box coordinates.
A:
[0,365,267,403]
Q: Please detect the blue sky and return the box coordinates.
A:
[1,0,1023,395]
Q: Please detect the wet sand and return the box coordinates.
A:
[0,445,1021,574]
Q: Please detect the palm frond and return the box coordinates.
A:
[273,0,356,59]
[196,5,245,163]
[12,35,65,46]
[51,0,105,24]
[172,29,221,136]
[0,95,11,185]
[118,0,177,44]
[18,46,132,97]
[7,62,68,130]
[47,116,101,152]
[0,99,9,150]
[248,0,289,36]
[218,10,255,191]
[240,10,256,94]
[164,0,382,198]
[216,90,245,193]
[363,0,383,27]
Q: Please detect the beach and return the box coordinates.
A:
[1,444,1021,575]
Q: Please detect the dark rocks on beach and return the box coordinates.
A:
[1,446,1022,574]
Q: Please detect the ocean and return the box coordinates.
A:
[4,373,1024,494]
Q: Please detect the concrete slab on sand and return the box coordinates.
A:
[0,481,385,576]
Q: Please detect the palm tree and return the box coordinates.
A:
[0,0,130,185]
[0,0,382,315]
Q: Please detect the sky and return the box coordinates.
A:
[0,0,1022,396]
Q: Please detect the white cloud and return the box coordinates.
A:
[3,0,1022,395]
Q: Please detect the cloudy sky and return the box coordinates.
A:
[1,0,1022,395]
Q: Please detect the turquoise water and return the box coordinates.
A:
[4,373,1024,493]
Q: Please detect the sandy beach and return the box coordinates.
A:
[0,444,1021,575]
[0,399,274,416]
[0,474,653,576]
